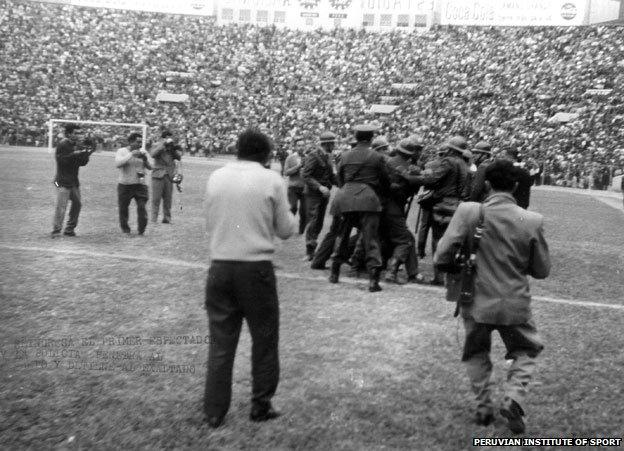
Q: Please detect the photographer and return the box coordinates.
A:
[51,123,96,238]
[150,129,182,224]
[115,132,152,235]
[434,159,550,434]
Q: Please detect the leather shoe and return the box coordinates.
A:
[250,407,281,422]
[63,230,76,237]
[310,263,327,270]
[205,416,224,428]
[500,398,525,434]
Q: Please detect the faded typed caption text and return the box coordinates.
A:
[0,335,216,376]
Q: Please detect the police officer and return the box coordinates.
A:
[329,124,390,292]
[383,136,425,283]
[371,136,390,154]
[402,136,469,285]
[302,131,338,260]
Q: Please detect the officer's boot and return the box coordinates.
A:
[384,258,401,284]
[368,269,382,292]
[329,260,341,284]
[431,267,445,286]
[305,243,316,261]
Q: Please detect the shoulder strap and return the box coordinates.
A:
[472,203,485,254]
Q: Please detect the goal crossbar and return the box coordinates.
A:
[48,119,148,151]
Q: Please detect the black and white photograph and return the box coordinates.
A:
[0,0,623,449]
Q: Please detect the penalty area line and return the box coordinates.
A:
[2,244,623,312]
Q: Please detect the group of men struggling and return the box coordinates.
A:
[51,124,182,237]
[202,124,550,435]
[284,123,534,292]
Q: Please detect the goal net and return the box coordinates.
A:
[47,119,148,152]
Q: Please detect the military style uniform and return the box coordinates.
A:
[384,153,420,281]
[330,133,390,290]
[404,136,469,285]
[381,136,425,282]
[302,136,337,259]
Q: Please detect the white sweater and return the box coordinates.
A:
[204,160,297,261]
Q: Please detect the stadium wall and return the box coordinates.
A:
[215,0,434,31]
[29,0,216,15]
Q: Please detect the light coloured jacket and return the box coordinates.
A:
[434,192,550,325]
[284,152,304,188]
[115,147,152,185]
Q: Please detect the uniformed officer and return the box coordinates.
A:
[302,131,338,260]
[329,123,390,292]
[371,136,390,154]
[469,141,494,203]
[402,136,469,285]
[383,136,425,283]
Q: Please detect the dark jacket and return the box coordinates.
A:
[385,154,420,216]
[330,143,390,214]
[150,141,181,179]
[470,159,532,209]
[404,155,468,201]
[54,138,90,187]
[302,147,336,195]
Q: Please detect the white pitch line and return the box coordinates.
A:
[2,244,623,311]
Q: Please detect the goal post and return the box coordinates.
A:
[47,119,148,152]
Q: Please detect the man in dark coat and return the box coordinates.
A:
[150,129,182,224]
[302,131,338,260]
[51,123,95,237]
[471,146,532,209]
[383,136,425,283]
[329,124,390,292]
[401,136,469,285]
[310,136,358,270]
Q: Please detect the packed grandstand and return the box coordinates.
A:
[1,0,622,188]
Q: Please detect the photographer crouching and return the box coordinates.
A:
[115,132,152,235]
[150,129,182,224]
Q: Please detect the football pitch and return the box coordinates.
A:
[0,147,623,450]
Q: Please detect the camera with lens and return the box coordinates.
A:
[172,173,183,192]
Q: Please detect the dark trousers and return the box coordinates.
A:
[287,185,306,234]
[204,261,279,418]
[311,214,342,267]
[417,207,433,256]
[117,183,148,234]
[382,213,416,269]
[332,212,381,273]
[151,176,173,222]
[431,219,449,283]
[304,193,329,248]
[52,186,81,233]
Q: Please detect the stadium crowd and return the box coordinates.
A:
[1,0,623,188]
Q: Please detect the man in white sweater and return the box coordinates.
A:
[115,132,152,235]
[203,128,296,428]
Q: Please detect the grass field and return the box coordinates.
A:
[0,147,623,450]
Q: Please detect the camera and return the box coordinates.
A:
[172,173,183,192]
